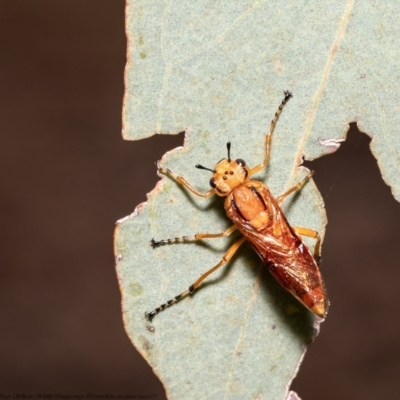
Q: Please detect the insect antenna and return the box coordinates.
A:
[196,164,216,173]
[227,141,231,162]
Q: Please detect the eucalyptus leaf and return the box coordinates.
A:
[116,1,400,399]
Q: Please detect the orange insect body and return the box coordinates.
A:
[224,179,327,318]
[146,91,329,321]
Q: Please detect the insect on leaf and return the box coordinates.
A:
[116,1,400,399]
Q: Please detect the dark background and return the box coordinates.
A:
[1,1,399,399]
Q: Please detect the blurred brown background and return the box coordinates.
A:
[1,1,399,399]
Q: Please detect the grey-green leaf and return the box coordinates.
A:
[116,1,400,399]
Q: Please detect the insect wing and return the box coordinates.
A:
[226,183,328,317]
[266,248,328,318]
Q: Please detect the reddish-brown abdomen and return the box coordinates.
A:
[225,180,329,318]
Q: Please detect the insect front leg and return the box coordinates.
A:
[151,225,237,247]
[276,172,314,205]
[157,161,215,198]
[250,90,292,176]
[293,226,322,263]
[145,236,246,321]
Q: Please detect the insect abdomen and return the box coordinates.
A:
[225,180,328,318]
[267,251,328,318]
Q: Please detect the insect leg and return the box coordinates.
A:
[157,161,215,198]
[293,226,322,262]
[250,90,292,176]
[276,172,314,205]
[151,225,237,247]
[145,236,246,321]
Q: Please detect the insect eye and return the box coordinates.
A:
[209,178,217,188]
[236,158,246,166]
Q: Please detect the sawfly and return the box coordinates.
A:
[145,91,329,321]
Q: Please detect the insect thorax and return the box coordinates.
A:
[225,181,274,231]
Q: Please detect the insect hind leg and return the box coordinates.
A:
[145,236,246,321]
[293,226,321,262]
[151,225,237,247]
